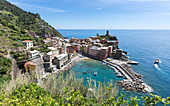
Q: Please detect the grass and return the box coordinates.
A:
[0,70,118,103]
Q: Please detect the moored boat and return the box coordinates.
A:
[116,72,123,77]
[94,71,97,76]
[83,71,87,74]
[113,68,119,74]
[102,62,106,65]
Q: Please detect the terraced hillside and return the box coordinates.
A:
[0,0,62,49]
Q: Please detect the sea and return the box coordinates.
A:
[58,29,170,101]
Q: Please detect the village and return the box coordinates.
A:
[19,30,124,74]
[6,30,152,92]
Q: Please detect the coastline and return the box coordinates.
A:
[52,54,87,74]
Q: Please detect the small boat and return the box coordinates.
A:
[83,71,87,74]
[94,71,97,76]
[86,77,89,80]
[116,72,123,77]
[154,58,161,64]
[113,68,119,74]
[102,62,106,65]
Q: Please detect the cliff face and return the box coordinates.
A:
[0,0,62,38]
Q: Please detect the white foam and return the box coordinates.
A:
[143,83,153,92]
[154,64,160,71]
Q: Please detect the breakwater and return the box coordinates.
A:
[103,60,152,92]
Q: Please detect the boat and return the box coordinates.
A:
[102,62,106,65]
[154,58,161,64]
[116,72,123,77]
[83,71,87,74]
[94,71,97,76]
[113,68,119,74]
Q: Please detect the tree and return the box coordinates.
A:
[0,53,2,57]
[10,51,14,55]
[4,50,8,55]
[97,33,99,37]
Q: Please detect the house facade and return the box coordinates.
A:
[27,50,40,59]
[22,40,33,49]
[24,61,36,73]
[52,54,70,69]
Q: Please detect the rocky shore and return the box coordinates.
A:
[104,59,152,92]
[118,80,147,92]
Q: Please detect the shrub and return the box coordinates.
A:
[0,83,57,105]
[9,51,14,55]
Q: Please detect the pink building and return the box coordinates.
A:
[88,46,99,57]
[98,47,108,59]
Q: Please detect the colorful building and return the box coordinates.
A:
[27,50,40,59]
[88,46,100,57]
[98,47,108,59]
[22,40,33,49]
[52,54,70,69]
[24,61,36,73]
[80,45,88,54]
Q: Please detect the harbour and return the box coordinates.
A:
[59,29,170,99]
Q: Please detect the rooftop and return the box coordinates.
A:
[28,50,39,54]
[24,61,35,67]
[48,47,56,51]
[107,40,117,43]
[22,40,32,43]
[101,47,108,50]
[47,51,53,56]
[90,46,101,50]
[56,54,68,60]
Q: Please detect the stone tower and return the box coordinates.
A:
[106,30,110,36]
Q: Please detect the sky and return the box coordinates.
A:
[7,0,170,29]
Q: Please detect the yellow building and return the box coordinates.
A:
[81,45,88,54]
[24,61,36,73]
[84,45,88,54]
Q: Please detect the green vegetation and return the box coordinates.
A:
[0,0,62,49]
[0,56,12,87]
[0,71,169,105]
[0,83,56,105]
[0,0,62,38]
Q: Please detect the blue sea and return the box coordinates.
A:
[58,29,170,100]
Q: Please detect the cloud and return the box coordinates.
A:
[9,1,66,13]
[95,8,102,10]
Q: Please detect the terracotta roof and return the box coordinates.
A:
[24,61,35,67]
[22,40,32,43]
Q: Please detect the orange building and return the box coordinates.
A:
[24,61,36,73]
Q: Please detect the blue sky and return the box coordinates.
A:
[8,0,170,29]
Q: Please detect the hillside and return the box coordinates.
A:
[0,0,62,49]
